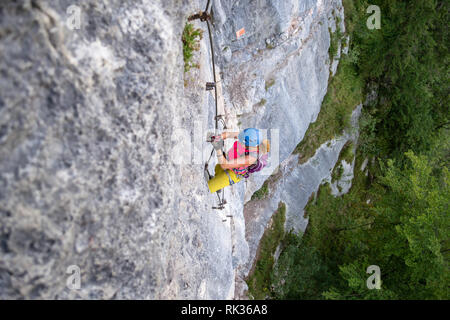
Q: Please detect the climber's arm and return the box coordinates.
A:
[220,131,239,140]
[217,154,257,170]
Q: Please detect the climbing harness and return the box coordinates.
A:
[189,0,228,210]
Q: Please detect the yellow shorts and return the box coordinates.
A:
[207,164,242,193]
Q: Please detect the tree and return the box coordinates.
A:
[373,151,449,298]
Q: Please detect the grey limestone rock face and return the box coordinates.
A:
[0,0,190,299]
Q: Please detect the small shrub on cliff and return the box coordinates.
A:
[182,23,203,72]
[251,180,269,200]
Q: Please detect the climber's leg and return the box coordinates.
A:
[208,164,242,193]
[208,164,228,193]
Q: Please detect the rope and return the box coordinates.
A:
[205,0,211,13]
[206,18,219,130]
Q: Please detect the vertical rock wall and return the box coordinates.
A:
[0,0,191,299]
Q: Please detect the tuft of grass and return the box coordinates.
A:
[329,23,344,62]
[258,98,267,106]
[265,78,275,91]
[293,55,363,164]
[331,162,344,183]
[182,23,203,73]
[332,141,355,182]
[251,180,269,201]
[329,28,339,60]
[303,192,316,218]
[340,141,354,164]
[341,0,359,35]
[247,202,286,299]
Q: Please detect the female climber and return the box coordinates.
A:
[206,128,270,193]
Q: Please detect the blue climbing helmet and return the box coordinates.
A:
[238,128,263,147]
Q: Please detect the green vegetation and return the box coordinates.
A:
[328,28,339,60]
[329,10,345,61]
[328,25,343,61]
[331,141,354,184]
[182,23,203,72]
[265,78,275,91]
[247,202,286,299]
[331,162,344,183]
[294,55,363,163]
[251,180,269,200]
[272,232,330,299]
[274,143,449,299]
[340,141,354,164]
[348,0,449,162]
[258,98,267,106]
[257,0,449,300]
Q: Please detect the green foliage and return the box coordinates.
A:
[329,25,344,61]
[330,141,354,184]
[329,148,449,299]
[274,146,449,299]
[247,203,286,299]
[350,0,449,161]
[328,28,339,60]
[346,43,360,65]
[329,9,345,61]
[265,78,275,91]
[271,181,375,299]
[251,180,269,200]
[272,234,333,299]
[373,151,450,298]
[341,141,355,164]
[331,163,344,183]
[294,56,364,163]
[182,23,203,72]
[358,108,379,156]
[323,260,398,300]
[258,98,267,106]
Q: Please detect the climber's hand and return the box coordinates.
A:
[206,132,215,142]
[207,132,223,142]
[211,138,224,151]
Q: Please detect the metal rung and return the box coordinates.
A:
[206,82,216,91]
